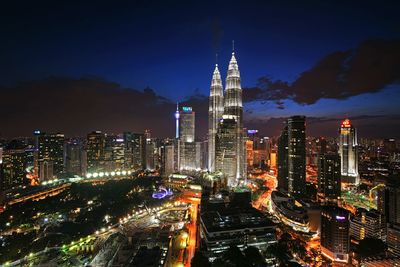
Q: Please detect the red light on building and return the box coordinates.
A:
[341,119,351,128]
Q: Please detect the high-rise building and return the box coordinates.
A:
[107,136,125,171]
[65,140,85,176]
[349,208,386,242]
[278,117,306,195]
[206,50,246,184]
[123,132,134,169]
[377,178,400,225]
[387,224,400,257]
[1,148,27,190]
[320,206,350,263]
[132,133,146,170]
[87,131,106,172]
[208,64,224,172]
[247,130,269,169]
[277,125,289,192]
[179,106,195,143]
[39,160,53,181]
[199,190,276,261]
[161,144,175,177]
[177,106,197,171]
[246,139,254,169]
[318,153,341,203]
[38,133,64,179]
[338,119,359,185]
[287,116,306,196]
[145,138,156,170]
[223,52,246,182]
[215,116,237,185]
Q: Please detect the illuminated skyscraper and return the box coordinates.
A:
[179,106,195,143]
[277,116,306,196]
[208,64,224,172]
[318,153,341,203]
[277,124,289,192]
[65,140,85,176]
[338,119,359,185]
[87,131,106,172]
[288,116,306,196]
[38,132,65,179]
[175,106,197,171]
[223,51,246,182]
[320,206,350,263]
[215,116,237,185]
[1,148,27,190]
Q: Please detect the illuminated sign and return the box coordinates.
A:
[152,187,173,199]
[341,119,351,128]
[336,215,346,221]
[247,129,258,134]
[182,106,192,113]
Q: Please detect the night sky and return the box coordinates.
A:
[1,1,400,139]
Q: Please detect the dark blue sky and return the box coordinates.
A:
[1,1,400,138]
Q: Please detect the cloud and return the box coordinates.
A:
[1,76,399,139]
[0,77,214,139]
[0,77,175,138]
[245,115,400,138]
[243,39,400,107]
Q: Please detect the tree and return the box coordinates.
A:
[213,245,250,267]
[243,246,266,267]
[357,237,386,258]
[265,243,288,265]
[191,251,211,267]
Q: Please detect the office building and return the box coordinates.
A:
[215,116,237,186]
[38,132,64,179]
[39,160,53,181]
[87,131,106,172]
[377,178,400,225]
[223,51,246,181]
[338,119,359,185]
[349,208,386,242]
[277,125,289,192]
[318,153,341,203]
[277,116,306,195]
[145,138,156,170]
[110,136,125,170]
[287,116,306,196]
[162,144,174,177]
[132,133,146,170]
[179,106,195,143]
[208,64,224,172]
[65,140,85,176]
[1,148,27,190]
[246,139,254,169]
[176,106,197,171]
[387,224,400,257]
[320,206,350,263]
[199,191,276,261]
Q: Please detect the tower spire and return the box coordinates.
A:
[232,40,235,53]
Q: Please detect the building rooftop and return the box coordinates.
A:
[201,206,275,233]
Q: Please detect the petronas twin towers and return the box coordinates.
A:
[208,51,246,187]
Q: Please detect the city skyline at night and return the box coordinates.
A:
[1,1,400,266]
